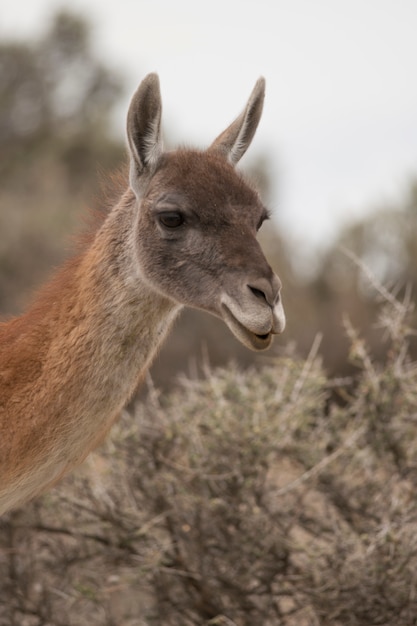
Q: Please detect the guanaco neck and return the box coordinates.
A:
[0,191,180,513]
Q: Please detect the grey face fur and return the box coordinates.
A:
[126,73,285,351]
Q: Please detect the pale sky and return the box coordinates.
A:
[2,0,417,252]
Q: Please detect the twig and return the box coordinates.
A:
[274,426,365,497]
[340,246,406,313]
[290,332,323,404]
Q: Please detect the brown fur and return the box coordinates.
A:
[0,74,285,514]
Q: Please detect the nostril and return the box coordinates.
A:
[248,277,281,307]
[249,286,268,302]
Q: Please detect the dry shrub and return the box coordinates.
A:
[1,283,417,625]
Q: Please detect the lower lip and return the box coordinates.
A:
[221,303,273,349]
[256,332,270,341]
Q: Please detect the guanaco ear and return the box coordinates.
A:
[209,77,265,165]
[127,73,163,195]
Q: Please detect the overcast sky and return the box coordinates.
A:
[2,0,417,250]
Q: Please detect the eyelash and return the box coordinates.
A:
[257,213,270,231]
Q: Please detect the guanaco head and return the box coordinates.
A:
[126,73,285,351]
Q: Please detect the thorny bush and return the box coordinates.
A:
[1,285,417,625]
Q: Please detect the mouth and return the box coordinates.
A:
[221,304,273,351]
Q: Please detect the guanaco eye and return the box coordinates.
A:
[158,211,184,229]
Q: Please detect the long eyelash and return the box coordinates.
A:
[263,207,272,221]
[257,207,271,230]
